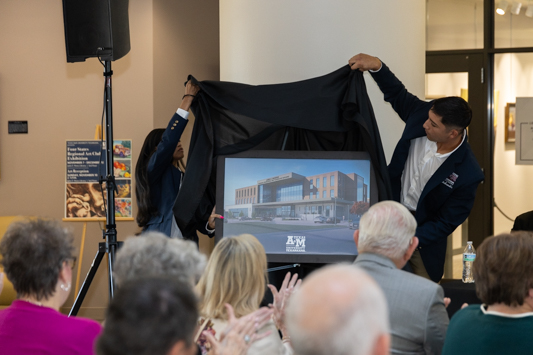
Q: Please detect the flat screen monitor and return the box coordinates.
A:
[215,150,378,263]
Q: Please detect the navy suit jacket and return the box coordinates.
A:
[143,113,211,243]
[371,63,484,282]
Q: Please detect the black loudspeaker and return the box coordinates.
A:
[62,0,130,63]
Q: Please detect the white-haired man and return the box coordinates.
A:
[286,264,390,355]
[354,200,449,354]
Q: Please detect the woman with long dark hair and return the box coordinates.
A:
[135,81,219,241]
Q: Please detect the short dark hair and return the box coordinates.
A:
[431,96,472,131]
[97,276,199,355]
[0,218,74,300]
[473,232,533,306]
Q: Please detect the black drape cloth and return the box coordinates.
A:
[174,65,392,237]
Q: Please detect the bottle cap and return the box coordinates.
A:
[467,241,473,244]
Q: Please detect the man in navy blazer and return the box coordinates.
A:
[349,53,484,282]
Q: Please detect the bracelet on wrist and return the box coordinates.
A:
[182,94,196,99]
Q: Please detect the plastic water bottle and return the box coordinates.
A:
[462,241,476,283]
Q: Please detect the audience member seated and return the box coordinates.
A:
[112,232,274,355]
[285,264,390,355]
[0,218,102,355]
[512,210,533,232]
[442,232,533,355]
[195,234,298,355]
[113,231,206,287]
[352,200,449,354]
[97,276,269,355]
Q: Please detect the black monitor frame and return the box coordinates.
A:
[215,150,378,263]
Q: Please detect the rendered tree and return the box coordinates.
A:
[350,201,369,216]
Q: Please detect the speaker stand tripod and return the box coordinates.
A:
[70,61,121,316]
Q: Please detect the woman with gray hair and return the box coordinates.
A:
[0,218,102,355]
[113,231,207,287]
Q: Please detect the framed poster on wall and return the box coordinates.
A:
[516,98,533,165]
[505,102,516,143]
[65,140,133,220]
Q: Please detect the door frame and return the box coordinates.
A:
[426,53,494,251]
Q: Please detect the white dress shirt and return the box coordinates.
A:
[401,132,466,211]
[169,108,188,239]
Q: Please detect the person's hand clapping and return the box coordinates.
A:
[267,271,302,340]
[204,304,273,355]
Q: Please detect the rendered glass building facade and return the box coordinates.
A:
[229,171,367,219]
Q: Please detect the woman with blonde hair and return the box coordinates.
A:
[196,234,299,355]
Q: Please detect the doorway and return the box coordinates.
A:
[426,53,493,278]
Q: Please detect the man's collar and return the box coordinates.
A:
[354,252,397,269]
[436,129,467,156]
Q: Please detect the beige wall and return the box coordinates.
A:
[153,0,220,255]
[0,0,154,318]
[10,0,519,319]
[0,0,219,319]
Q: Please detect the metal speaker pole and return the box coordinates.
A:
[70,61,120,316]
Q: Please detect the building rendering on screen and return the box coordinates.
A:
[226,171,367,220]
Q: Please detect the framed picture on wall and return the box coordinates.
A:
[505,103,516,143]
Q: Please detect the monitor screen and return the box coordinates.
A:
[215,150,378,263]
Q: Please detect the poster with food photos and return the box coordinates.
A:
[65,140,133,219]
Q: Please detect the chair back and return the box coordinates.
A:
[0,216,25,309]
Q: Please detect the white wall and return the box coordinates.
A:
[220,0,426,162]
[426,0,484,51]
[426,73,468,98]
[493,53,533,234]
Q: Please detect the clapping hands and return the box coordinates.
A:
[267,272,302,339]
[203,304,273,355]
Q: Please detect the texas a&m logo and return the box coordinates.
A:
[286,235,306,252]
